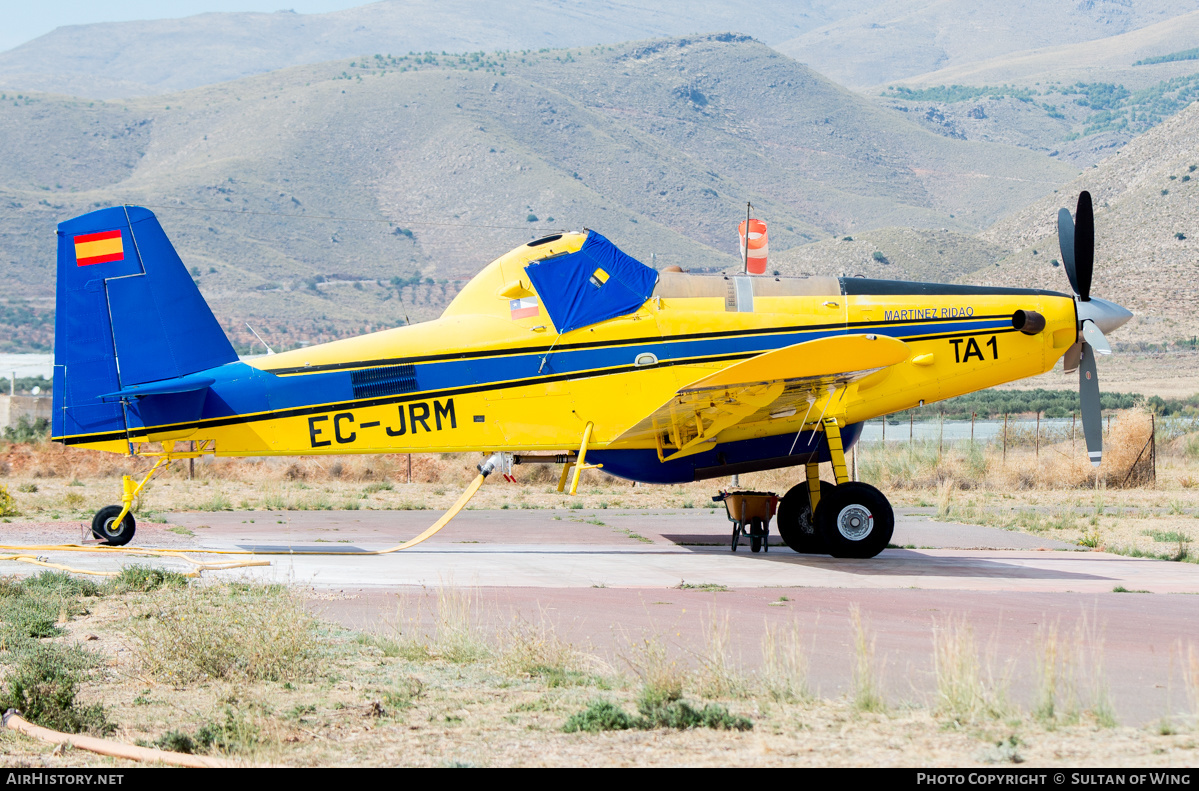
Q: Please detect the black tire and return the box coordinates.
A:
[777,480,835,554]
[814,482,893,559]
[750,517,763,553]
[92,505,136,546]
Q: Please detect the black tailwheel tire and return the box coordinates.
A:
[777,480,835,554]
[814,482,893,559]
[92,505,136,546]
[749,517,764,553]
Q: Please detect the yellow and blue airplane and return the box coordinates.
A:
[52,194,1130,556]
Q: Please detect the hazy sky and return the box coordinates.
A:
[0,1,367,53]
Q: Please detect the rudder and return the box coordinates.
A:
[53,206,237,443]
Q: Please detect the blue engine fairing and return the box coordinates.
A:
[589,422,864,484]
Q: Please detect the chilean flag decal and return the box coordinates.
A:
[509,296,539,320]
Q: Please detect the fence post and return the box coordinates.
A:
[1036,411,1040,459]
[407,453,412,484]
[971,412,975,444]
[1151,413,1156,487]
[1003,413,1007,463]
[909,411,914,446]
[1072,411,1076,452]
[939,409,944,459]
[882,417,886,442]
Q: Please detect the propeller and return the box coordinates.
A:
[1056,190,1132,467]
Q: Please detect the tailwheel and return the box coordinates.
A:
[814,482,893,559]
[92,505,136,547]
[777,480,834,554]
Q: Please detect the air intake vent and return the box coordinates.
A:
[351,364,417,399]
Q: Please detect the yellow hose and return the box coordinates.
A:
[0,471,488,574]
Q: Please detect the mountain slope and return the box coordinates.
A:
[775,0,1190,89]
[0,36,1074,350]
[0,0,857,99]
[975,100,1199,342]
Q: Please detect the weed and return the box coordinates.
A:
[433,587,489,663]
[382,677,424,712]
[612,526,652,543]
[154,730,197,754]
[63,491,84,510]
[1111,586,1149,593]
[131,583,320,683]
[196,706,260,754]
[850,604,885,713]
[562,699,636,733]
[196,493,232,512]
[931,616,1009,723]
[696,610,744,698]
[363,481,394,494]
[16,483,37,493]
[499,612,578,681]
[675,582,729,592]
[1143,529,1192,543]
[0,644,112,735]
[761,620,810,703]
[621,632,685,709]
[1184,643,1199,719]
[109,565,190,593]
[1078,530,1101,548]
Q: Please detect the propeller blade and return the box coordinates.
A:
[1062,342,1082,374]
[1074,191,1094,301]
[1081,319,1111,355]
[1057,208,1079,296]
[1079,342,1102,467]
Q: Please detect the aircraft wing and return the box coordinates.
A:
[610,334,909,461]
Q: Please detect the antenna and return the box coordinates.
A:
[245,322,276,355]
[743,202,752,275]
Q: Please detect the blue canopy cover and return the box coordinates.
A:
[523,231,659,334]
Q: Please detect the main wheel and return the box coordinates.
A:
[777,480,835,554]
[813,482,893,559]
[92,505,136,546]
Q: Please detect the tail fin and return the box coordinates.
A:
[53,206,237,443]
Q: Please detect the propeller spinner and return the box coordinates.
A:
[1056,191,1133,467]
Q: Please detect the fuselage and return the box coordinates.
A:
[61,231,1076,482]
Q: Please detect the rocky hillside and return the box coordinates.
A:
[974,100,1199,343]
[0,35,1074,350]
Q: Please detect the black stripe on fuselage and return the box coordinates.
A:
[56,323,1018,446]
[259,312,1017,376]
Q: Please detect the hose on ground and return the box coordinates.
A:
[3,709,234,768]
[0,467,490,574]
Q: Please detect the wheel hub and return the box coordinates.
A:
[836,504,874,541]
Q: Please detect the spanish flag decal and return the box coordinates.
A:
[74,230,124,267]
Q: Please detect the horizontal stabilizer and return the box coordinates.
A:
[100,375,216,401]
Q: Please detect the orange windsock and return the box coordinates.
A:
[738,218,768,274]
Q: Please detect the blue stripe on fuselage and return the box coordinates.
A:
[124,317,1010,430]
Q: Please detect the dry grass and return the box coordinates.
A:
[1032,614,1117,728]
[694,609,745,699]
[129,582,321,684]
[849,604,886,713]
[760,619,811,703]
[932,616,1011,723]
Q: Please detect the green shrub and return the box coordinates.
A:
[562,700,637,733]
[0,645,112,735]
[109,565,190,593]
[154,730,197,754]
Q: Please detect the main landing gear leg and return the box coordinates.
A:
[814,417,894,558]
[778,419,894,559]
[91,442,177,547]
